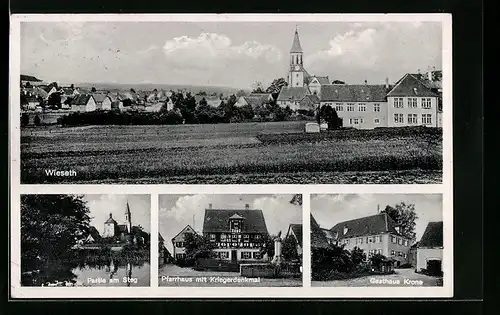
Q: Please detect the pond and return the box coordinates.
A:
[21,258,150,287]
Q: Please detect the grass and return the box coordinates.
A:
[21,122,443,184]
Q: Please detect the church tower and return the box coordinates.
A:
[288,29,305,87]
[124,201,132,233]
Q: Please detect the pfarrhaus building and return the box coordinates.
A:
[277,29,443,129]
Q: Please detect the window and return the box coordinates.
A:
[243,234,249,242]
[347,103,355,111]
[394,98,404,108]
[408,98,418,108]
[391,236,397,243]
[176,253,186,259]
[209,234,216,242]
[220,233,227,241]
[422,114,432,125]
[377,249,383,255]
[254,234,262,240]
[241,252,251,259]
[403,253,407,259]
[375,235,381,243]
[335,103,343,111]
[345,239,350,245]
[353,118,359,125]
[358,103,366,112]
[422,98,432,109]
[219,251,229,259]
[357,238,363,245]
[374,118,380,124]
[398,238,403,245]
[374,103,380,112]
[391,250,395,256]
[175,242,184,248]
[296,73,299,77]
[360,118,364,124]
[368,237,374,243]
[231,234,238,241]
[394,113,404,124]
[349,119,353,125]
[404,240,408,247]
[408,113,418,124]
[252,252,261,259]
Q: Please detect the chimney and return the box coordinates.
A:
[208,203,212,209]
[109,213,112,218]
[428,67,433,81]
[417,69,421,75]
[245,203,249,210]
[364,79,368,85]
[385,77,389,89]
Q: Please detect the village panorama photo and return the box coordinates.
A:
[310,193,445,288]
[158,194,303,287]
[19,194,151,287]
[16,15,445,184]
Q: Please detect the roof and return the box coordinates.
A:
[321,228,334,239]
[277,86,310,102]
[242,94,271,107]
[92,93,108,104]
[105,214,117,225]
[88,226,101,240]
[387,73,439,97]
[320,84,388,102]
[117,224,128,233]
[290,30,303,53]
[287,224,303,247]
[300,94,320,106]
[418,222,443,247]
[310,76,330,85]
[194,95,221,104]
[330,213,403,239]
[310,214,330,249]
[203,209,268,234]
[60,87,75,95]
[71,94,94,106]
[172,225,197,242]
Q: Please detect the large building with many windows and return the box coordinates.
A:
[277,29,442,129]
[202,204,269,262]
[329,212,412,267]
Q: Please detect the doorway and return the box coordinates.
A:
[231,250,237,263]
[426,259,442,276]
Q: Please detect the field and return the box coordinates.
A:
[20,122,443,184]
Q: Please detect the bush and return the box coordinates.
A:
[34,115,41,126]
[58,110,185,126]
[21,113,30,127]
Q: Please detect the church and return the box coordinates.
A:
[103,201,136,242]
[277,29,442,129]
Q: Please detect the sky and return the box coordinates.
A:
[311,194,442,242]
[82,194,151,235]
[20,21,442,89]
[159,194,302,253]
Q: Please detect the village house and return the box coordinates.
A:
[415,221,443,274]
[386,73,440,128]
[194,95,222,107]
[70,94,97,112]
[92,93,112,110]
[171,225,197,260]
[320,83,390,129]
[21,95,40,110]
[285,223,303,257]
[202,204,269,262]
[329,212,412,267]
[235,93,273,108]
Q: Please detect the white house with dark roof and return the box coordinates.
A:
[416,221,443,274]
[171,225,198,260]
[386,73,440,127]
[70,94,97,112]
[202,204,269,262]
[330,212,412,266]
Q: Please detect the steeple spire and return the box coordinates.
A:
[125,200,132,233]
[290,28,303,53]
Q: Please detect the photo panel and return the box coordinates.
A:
[310,193,445,288]
[20,194,151,287]
[158,194,303,287]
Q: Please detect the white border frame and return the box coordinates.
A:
[9,13,453,299]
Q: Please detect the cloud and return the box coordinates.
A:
[162,32,282,70]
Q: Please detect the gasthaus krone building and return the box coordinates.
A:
[202,204,269,262]
[277,29,442,129]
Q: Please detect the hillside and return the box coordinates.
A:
[21,74,42,82]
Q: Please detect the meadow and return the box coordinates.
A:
[21,122,443,184]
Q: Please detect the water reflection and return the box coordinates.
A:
[21,256,150,287]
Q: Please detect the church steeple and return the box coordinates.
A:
[125,200,132,233]
[290,28,303,53]
[288,28,305,87]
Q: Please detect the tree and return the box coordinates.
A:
[49,82,59,89]
[195,98,213,123]
[289,194,302,206]
[34,115,41,126]
[319,105,342,130]
[251,81,265,93]
[260,234,275,259]
[351,247,366,266]
[25,82,32,88]
[265,78,288,96]
[381,202,418,243]
[130,88,136,93]
[234,104,254,121]
[197,91,207,96]
[331,80,345,84]
[21,195,91,270]
[91,87,97,93]
[218,94,237,123]
[21,113,30,127]
[47,92,62,108]
[183,233,216,262]
[236,89,247,97]
[282,235,300,261]
[254,103,271,119]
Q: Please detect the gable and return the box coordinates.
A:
[172,225,196,242]
[418,222,443,247]
[203,209,268,234]
[310,214,330,248]
[387,74,438,97]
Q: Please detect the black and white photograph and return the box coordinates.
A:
[158,194,303,287]
[18,17,444,185]
[20,194,151,287]
[310,193,444,287]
